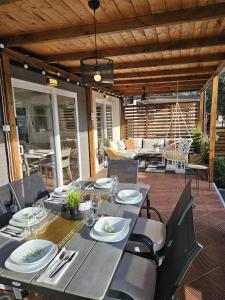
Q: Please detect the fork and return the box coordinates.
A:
[49,250,73,278]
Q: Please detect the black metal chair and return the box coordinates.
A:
[107,159,139,184]
[126,181,193,261]
[108,204,202,300]
[0,199,10,229]
[107,159,152,218]
[9,172,49,210]
[0,184,15,213]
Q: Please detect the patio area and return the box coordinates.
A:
[0,0,225,300]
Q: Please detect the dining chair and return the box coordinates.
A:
[0,199,10,228]
[9,172,49,210]
[45,148,72,184]
[126,180,193,260]
[0,184,15,212]
[108,204,202,300]
[107,159,138,184]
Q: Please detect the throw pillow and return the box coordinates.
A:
[124,139,136,150]
[117,140,126,151]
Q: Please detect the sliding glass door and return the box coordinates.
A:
[12,79,80,190]
[96,101,113,169]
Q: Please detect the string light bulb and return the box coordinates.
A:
[57,72,60,77]
[42,70,46,75]
[0,43,4,49]
[66,77,70,82]
[24,64,28,69]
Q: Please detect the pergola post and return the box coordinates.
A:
[198,90,205,130]
[86,87,96,178]
[0,52,21,180]
[209,75,219,182]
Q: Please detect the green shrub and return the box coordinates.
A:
[214,157,225,189]
[192,126,202,154]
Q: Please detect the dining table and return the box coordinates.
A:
[0,181,150,300]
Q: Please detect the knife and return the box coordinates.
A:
[49,251,76,278]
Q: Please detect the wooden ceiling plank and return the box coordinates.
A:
[0,0,20,6]
[2,3,225,47]
[45,35,225,62]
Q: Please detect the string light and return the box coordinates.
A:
[66,77,70,82]
[57,72,60,77]
[42,70,46,75]
[0,43,4,49]
[24,64,28,69]
[76,82,80,86]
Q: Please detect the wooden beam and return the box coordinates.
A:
[209,75,219,182]
[198,90,205,130]
[3,3,225,47]
[0,52,21,180]
[46,36,225,62]
[70,54,225,73]
[114,75,209,86]
[86,87,96,179]
[0,0,19,5]
[121,87,201,96]
[115,83,204,92]
[114,67,214,79]
[2,48,80,82]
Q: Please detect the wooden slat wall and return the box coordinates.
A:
[124,102,198,139]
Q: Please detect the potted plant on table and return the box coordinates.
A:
[66,191,82,219]
[153,142,161,152]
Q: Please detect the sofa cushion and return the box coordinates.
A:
[110,141,118,151]
[129,137,142,149]
[117,140,126,151]
[120,150,138,159]
[104,147,122,160]
[143,138,165,150]
[124,139,136,150]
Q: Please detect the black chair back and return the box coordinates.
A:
[0,199,10,228]
[9,172,49,209]
[0,184,14,209]
[107,159,138,184]
[165,180,193,244]
[155,205,202,300]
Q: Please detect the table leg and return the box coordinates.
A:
[146,193,151,219]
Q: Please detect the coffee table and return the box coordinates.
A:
[138,149,164,169]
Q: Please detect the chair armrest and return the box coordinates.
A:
[127,233,161,265]
[141,206,164,223]
[107,289,134,300]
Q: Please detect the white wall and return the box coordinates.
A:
[92,90,121,172]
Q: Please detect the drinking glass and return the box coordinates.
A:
[85,209,95,227]
[91,194,102,220]
[24,212,37,239]
[32,201,46,218]
[110,175,119,200]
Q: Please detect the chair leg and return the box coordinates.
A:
[146,194,151,219]
[66,166,73,180]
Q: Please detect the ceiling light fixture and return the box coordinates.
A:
[80,0,113,86]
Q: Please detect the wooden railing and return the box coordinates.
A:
[216,128,225,157]
[123,102,198,139]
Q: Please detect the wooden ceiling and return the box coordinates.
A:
[0,0,225,96]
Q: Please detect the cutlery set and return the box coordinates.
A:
[0,227,23,238]
[49,250,76,278]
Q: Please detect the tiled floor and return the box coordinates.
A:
[1,171,225,300]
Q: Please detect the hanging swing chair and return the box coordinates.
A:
[162,84,193,173]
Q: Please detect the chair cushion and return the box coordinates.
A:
[129,137,143,149]
[110,141,118,151]
[143,138,165,151]
[133,218,166,252]
[117,140,126,151]
[110,252,156,300]
[124,139,136,150]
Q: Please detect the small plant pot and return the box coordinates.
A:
[61,204,83,220]
[69,207,79,219]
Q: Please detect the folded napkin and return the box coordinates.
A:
[45,197,65,204]
[37,248,78,285]
[0,225,25,241]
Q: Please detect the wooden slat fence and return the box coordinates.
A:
[124,102,198,139]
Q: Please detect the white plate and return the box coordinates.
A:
[5,244,58,273]
[94,183,111,189]
[96,178,112,186]
[90,222,130,243]
[118,190,140,200]
[51,192,67,199]
[10,239,54,265]
[115,193,143,205]
[13,207,42,223]
[54,185,74,196]
[94,217,127,236]
[9,211,48,228]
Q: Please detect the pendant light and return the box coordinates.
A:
[80,0,114,86]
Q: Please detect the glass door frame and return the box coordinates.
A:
[11,78,81,187]
[95,98,113,170]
